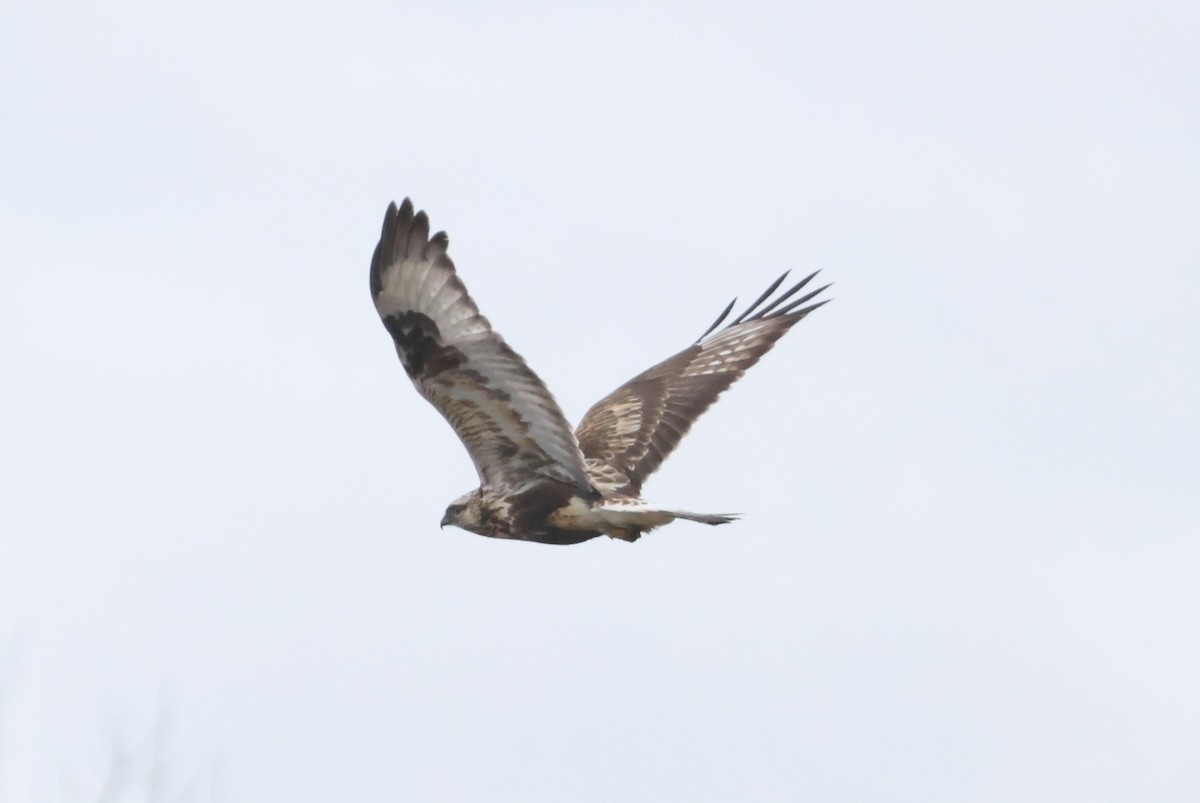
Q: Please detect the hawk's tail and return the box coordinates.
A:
[592,499,739,541]
[670,510,738,526]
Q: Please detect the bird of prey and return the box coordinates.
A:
[370,199,829,545]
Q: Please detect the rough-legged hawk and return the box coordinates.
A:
[370,199,829,545]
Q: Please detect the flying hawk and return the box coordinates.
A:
[370,199,829,545]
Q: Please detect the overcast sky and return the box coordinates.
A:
[2,0,1197,801]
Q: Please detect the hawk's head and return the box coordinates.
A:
[441,489,485,534]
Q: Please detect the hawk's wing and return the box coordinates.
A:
[370,199,593,493]
[575,272,829,493]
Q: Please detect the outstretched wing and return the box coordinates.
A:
[575,272,830,493]
[370,199,593,493]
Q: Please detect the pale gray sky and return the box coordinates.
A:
[2,0,1197,801]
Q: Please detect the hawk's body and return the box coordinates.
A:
[370,199,829,545]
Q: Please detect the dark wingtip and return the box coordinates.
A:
[700,270,831,340]
[755,270,820,318]
[426,230,450,260]
[730,271,790,326]
[775,283,833,317]
[697,297,738,342]
[370,200,402,299]
[783,297,833,319]
[409,209,431,255]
